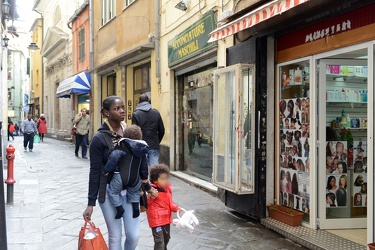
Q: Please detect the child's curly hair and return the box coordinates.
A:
[149,164,170,183]
[124,125,142,140]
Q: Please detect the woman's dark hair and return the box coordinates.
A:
[326,176,336,190]
[360,182,367,194]
[287,100,294,118]
[280,100,286,113]
[101,95,121,117]
[338,161,347,173]
[150,164,170,183]
[123,125,142,140]
[292,173,298,195]
[326,193,336,204]
[296,98,301,110]
[354,175,364,186]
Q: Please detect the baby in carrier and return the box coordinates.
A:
[104,125,157,219]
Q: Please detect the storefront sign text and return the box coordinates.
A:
[305,20,352,43]
[168,11,216,67]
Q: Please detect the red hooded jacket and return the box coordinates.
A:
[146,183,179,228]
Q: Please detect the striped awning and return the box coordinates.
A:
[56,72,91,98]
[208,0,309,42]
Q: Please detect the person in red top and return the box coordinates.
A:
[37,114,47,142]
[147,164,180,250]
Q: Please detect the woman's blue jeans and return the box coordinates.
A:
[99,194,140,250]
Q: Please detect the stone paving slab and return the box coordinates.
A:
[3,136,305,249]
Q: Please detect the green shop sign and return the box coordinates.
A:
[168,10,216,67]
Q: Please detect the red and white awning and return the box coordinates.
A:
[208,0,309,42]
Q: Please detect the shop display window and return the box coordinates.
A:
[278,60,311,216]
[212,64,255,194]
[319,56,368,220]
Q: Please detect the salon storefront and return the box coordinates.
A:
[275,2,375,245]
[168,10,217,181]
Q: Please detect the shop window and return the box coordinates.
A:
[102,0,116,25]
[181,68,215,180]
[213,64,255,194]
[278,59,310,217]
[78,28,85,61]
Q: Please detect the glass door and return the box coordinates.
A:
[318,55,368,229]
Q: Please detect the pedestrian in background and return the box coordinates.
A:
[132,94,165,165]
[74,108,90,159]
[8,122,15,141]
[22,114,38,152]
[83,96,142,250]
[37,114,47,142]
[14,123,19,136]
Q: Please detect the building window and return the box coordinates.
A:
[78,28,85,61]
[133,64,151,108]
[102,0,116,25]
[125,0,135,6]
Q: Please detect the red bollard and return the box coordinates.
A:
[5,145,16,204]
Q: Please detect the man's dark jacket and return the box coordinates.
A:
[132,102,165,149]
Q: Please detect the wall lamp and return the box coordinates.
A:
[175,1,188,11]
[27,42,40,51]
[2,0,11,20]
[3,35,9,47]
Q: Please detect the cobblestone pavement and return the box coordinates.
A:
[3,136,306,250]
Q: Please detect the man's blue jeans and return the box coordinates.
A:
[23,133,34,149]
[147,149,159,165]
[99,193,140,250]
[75,134,88,157]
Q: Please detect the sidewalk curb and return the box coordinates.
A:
[170,171,218,197]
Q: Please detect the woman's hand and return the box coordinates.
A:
[83,206,93,221]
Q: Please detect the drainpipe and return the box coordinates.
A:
[89,0,94,139]
[155,0,160,84]
[33,9,44,115]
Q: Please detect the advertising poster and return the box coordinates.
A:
[325,141,348,174]
[353,140,367,172]
[279,97,310,214]
[353,173,367,207]
[326,174,348,207]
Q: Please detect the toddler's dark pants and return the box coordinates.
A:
[152,224,170,250]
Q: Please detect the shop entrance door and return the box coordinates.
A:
[318,56,368,229]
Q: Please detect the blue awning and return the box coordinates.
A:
[56,72,91,98]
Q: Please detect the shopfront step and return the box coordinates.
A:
[261,218,366,250]
[170,171,217,196]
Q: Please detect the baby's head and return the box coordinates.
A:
[150,164,170,188]
[124,125,142,140]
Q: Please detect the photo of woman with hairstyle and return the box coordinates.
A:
[326,176,338,194]
[304,139,309,158]
[326,141,334,157]
[284,118,289,129]
[333,161,347,174]
[333,141,347,158]
[292,173,299,195]
[296,159,305,172]
[295,98,302,112]
[354,175,364,186]
[336,175,347,207]
[360,182,367,194]
[326,193,336,207]
[280,170,286,192]
[285,171,292,194]
[280,100,287,118]
[287,100,295,118]
[354,193,362,206]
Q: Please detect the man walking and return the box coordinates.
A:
[74,108,90,159]
[132,94,165,165]
[22,114,38,152]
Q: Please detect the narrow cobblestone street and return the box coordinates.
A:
[4,136,305,250]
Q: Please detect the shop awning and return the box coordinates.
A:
[56,72,91,98]
[208,0,309,42]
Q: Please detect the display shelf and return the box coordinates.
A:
[327,101,367,104]
[334,127,367,131]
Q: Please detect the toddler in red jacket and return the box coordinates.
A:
[147,164,180,250]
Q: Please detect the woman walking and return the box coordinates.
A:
[83,96,143,250]
[37,114,47,142]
